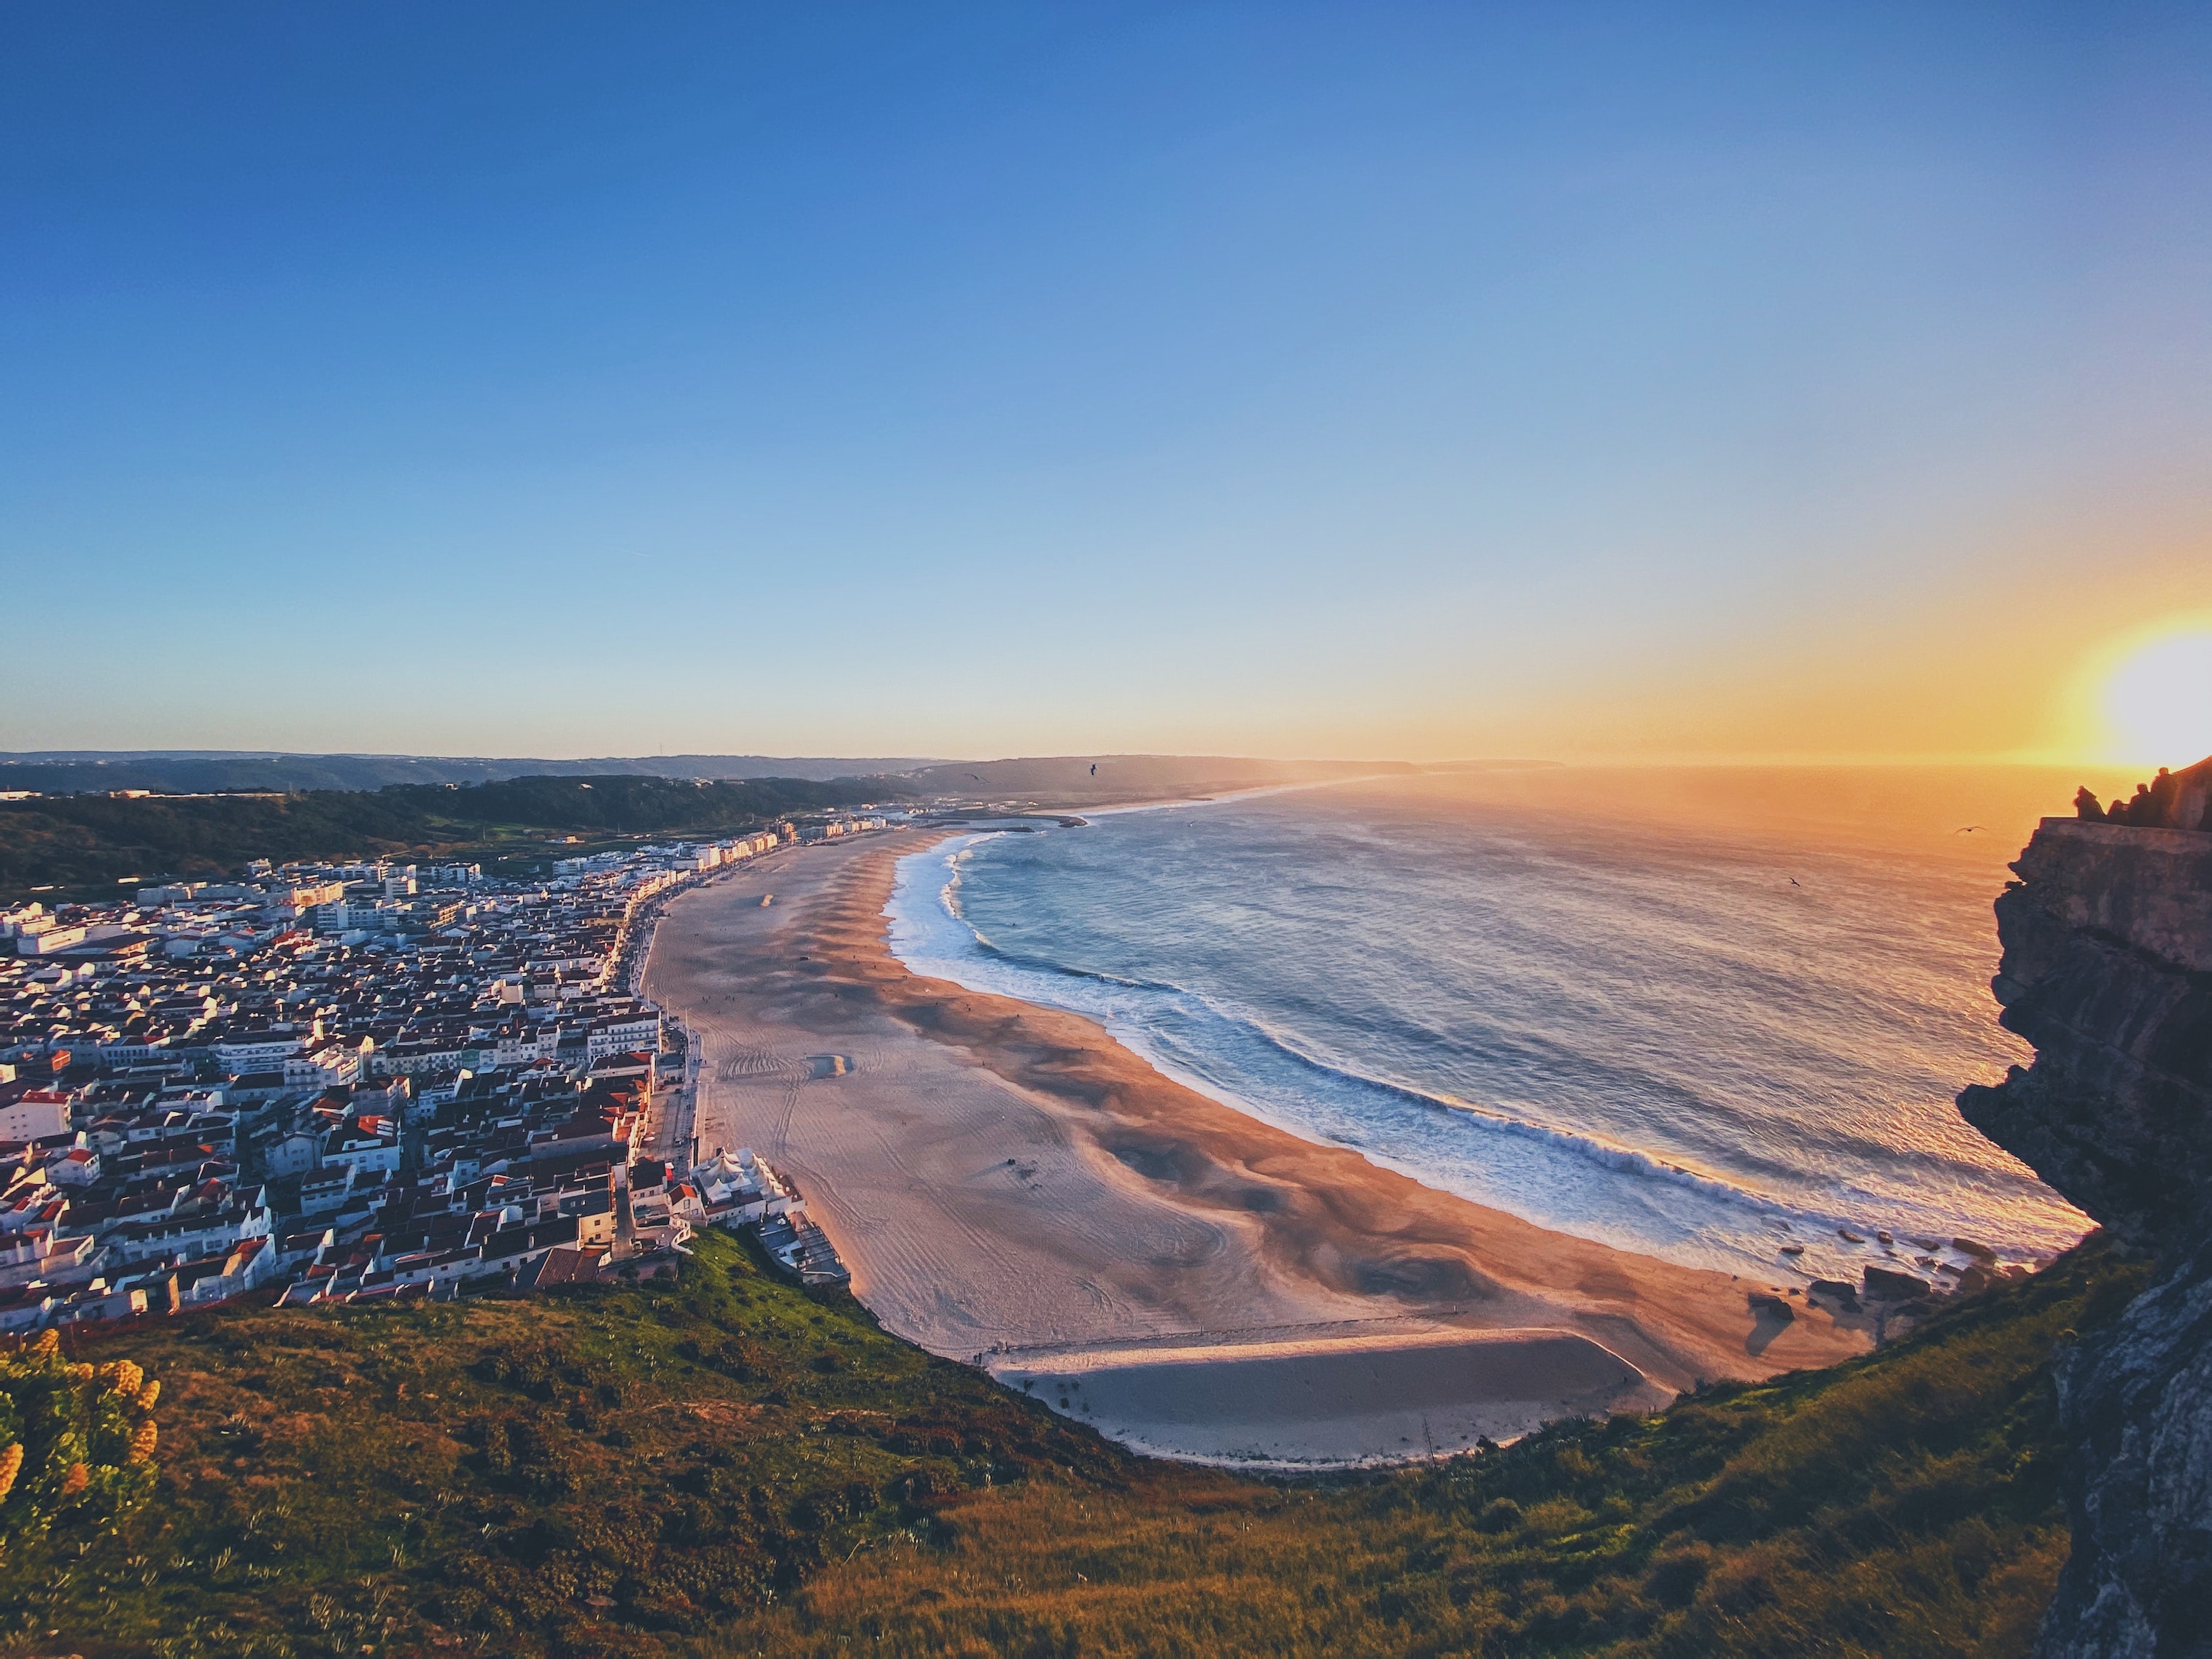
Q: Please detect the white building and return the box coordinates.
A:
[0,1091,71,1141]
[215,1035,303,1073]
[587,1011,661,1061]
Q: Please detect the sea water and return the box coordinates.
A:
[885,769,2099,1283]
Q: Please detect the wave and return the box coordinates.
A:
[886,835,2067,1274]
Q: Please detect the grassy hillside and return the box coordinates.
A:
[1,1230,2139,1658]
[0,776,897,900]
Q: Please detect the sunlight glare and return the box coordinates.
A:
[2103,630,2212,767]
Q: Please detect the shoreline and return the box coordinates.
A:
[643,827,1872,1466]
[888,801,2084,1277]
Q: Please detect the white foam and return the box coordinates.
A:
[883,830,2079,1281]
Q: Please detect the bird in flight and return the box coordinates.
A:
[1954,825,1984,834]
[1090,763,1097,776]
[1790,877,1801,886]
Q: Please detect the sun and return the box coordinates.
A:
[2101,627,2212,768]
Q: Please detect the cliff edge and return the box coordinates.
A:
[1957,755,2212,1658]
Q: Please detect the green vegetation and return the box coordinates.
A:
[1,1231,2139,1658]
[0,1331,161,1555]
[0,775,896,900]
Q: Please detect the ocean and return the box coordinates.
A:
[885,768,2105,1283]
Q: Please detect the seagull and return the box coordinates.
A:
[1790,878,1801,886]
[1954,825,1984,834]
[1090,762,1097,776]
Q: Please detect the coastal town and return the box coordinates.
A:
[0,813,892,1331]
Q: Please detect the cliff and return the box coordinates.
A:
[1961,820,2212,1247]
[1957,762,2212,1658]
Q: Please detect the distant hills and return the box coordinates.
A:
[0,752,945,794]
[0,757,1418,897]
[0,754,1518,895]
[0,751,1450,805]
[0,775,895,899]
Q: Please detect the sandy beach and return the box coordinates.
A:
[643,828,1871,1467]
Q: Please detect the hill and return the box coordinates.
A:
[0,1227,2141,1658]
[0,754,945,794]
[0,775,897,900]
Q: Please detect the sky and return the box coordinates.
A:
[4,3,2210,765]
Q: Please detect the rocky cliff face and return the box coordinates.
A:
[1960,821,2212,1250]
[1957,789,2212,1658]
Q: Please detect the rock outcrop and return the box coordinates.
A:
[1957,758,2212,1658]
[1960,819,2212,1249]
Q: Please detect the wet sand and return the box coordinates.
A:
[997,1328,1650,1470]
[643,829,1870,1466]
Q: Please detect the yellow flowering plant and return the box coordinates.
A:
[0,1331,161,1552]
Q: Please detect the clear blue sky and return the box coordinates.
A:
[5,3,2208,761]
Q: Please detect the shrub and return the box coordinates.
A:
[0,1331,161,1552]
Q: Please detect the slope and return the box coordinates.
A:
[0,1229,2141,1659]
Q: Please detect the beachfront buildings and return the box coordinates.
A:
[0,821,868,1329]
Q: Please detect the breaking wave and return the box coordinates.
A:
[883,803,2089,1281]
